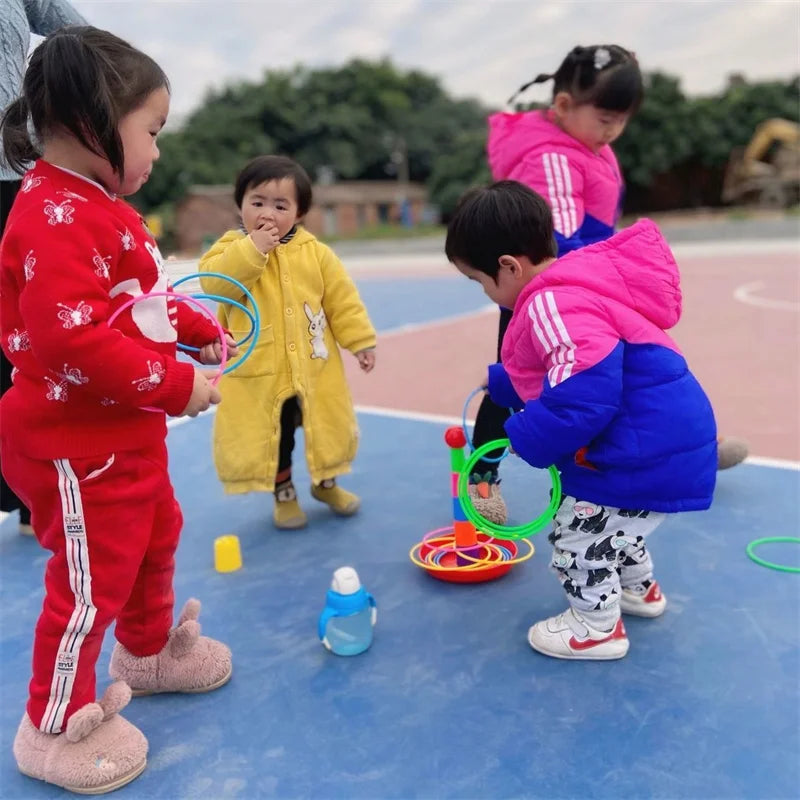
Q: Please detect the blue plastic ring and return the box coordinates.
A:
[173,272,261,374]
[177,295,256,353]
[462,386,509,465]
[178,294,257,374]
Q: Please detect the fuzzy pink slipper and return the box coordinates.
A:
[13,681,147,794]
[109,599,232,696]
[468,482,508,525]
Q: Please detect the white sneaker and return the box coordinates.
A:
[620,581,667,618]
[527,608,629,660]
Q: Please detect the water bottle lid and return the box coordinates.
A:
[331,566,361,595]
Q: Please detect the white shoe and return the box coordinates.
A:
[620,581,667,618]
[527,608,629,660]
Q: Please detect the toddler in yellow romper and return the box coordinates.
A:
[199,156,376,529]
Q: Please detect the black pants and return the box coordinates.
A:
[470,306,513,478]
[0,179,30,523]
[277,396,302,475]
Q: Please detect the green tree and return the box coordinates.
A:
[133,59,489,214]
[427,129,491,219]
[132,59,799,218]
[688,76,800,167]
[614,73,799,208]
[613,72,694,187]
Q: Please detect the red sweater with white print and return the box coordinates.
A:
[0,160,219,459]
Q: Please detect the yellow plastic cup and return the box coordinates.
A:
[214,535,242,573]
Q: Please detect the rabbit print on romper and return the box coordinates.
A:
[304,302,329,360]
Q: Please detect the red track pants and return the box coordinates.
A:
[2,441,181,733]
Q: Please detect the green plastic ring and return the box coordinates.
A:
[745,537,800,573]
[458,438,561,540]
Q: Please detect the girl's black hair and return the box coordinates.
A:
[1,26,169,177]
[234,155,313,216]
[509,45,643,114]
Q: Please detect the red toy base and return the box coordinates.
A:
[419,534,518,584]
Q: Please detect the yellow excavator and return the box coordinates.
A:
[721,118,800,207]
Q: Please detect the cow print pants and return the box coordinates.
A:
[548,495,666,630]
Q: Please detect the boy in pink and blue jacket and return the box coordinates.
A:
[446,181,717,662]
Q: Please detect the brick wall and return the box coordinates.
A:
[175,182,430,253]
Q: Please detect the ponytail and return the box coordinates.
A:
[1,97,39,175]
[506,73,553,106]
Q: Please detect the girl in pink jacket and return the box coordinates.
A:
[490,44,641,254]
[471,46,745,524]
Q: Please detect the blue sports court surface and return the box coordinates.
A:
[1,270,798,799]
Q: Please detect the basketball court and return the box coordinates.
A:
[1,235,798,799]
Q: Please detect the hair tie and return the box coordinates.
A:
[593,47,612,70]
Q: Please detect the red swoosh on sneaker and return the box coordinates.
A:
[646,583,662,602]
[568,621,626,651]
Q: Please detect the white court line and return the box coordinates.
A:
[744,455,800,472]
[379,304,496,337]
[163,402,800,472]
[670,238,799,258]
[733,280,800,312]
[354,404,463,426]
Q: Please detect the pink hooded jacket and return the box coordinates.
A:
[488,110,623,254]
[501,219,681,400]
[489,219,717,512]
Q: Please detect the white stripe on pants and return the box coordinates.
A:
[548,496,665,630]
[40,459,98,734]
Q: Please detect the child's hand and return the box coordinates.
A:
[180,369,221,417]
[356,348,376,373]
[249,222,281,255]
[198,334,239,366]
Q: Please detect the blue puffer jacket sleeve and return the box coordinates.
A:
[505,343,623,469]
[487,362,523,411]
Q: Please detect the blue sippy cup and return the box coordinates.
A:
[318,567,376,656]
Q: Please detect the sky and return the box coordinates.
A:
[69,0,800,122]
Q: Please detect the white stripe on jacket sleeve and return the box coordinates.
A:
[528,291,577,385]
[541,153,577,237]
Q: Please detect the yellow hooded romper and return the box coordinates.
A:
[198,227,376,493]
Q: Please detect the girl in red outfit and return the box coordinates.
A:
[0,27,235,793]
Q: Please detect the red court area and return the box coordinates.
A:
[345,244,800,462]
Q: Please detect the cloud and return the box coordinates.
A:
[71,0,799,118]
